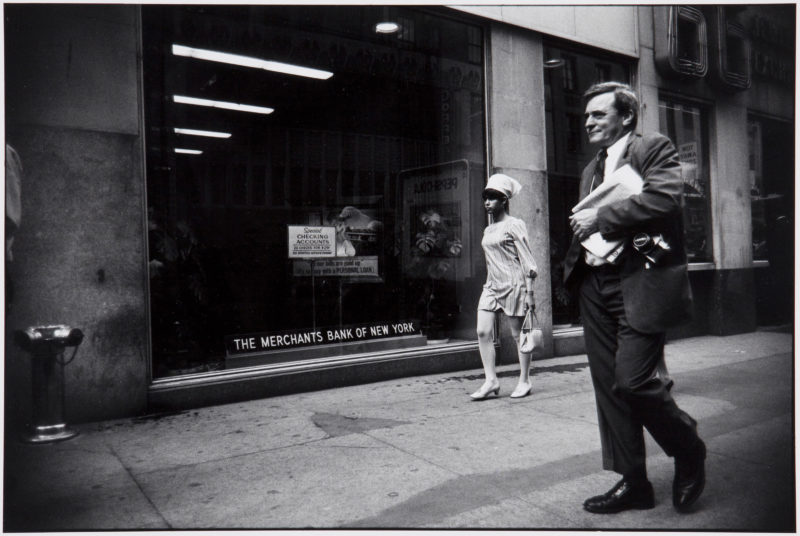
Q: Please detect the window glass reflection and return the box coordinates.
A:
[746,115,793,325]
[657,98,712,263]
[543,43,630,327]
[143,6,486,377]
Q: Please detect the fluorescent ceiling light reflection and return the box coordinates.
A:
[172,44,333,80]
[173,95,274,115]
[375,22,399,34]
[174,127,232,139]
[175,148,203,155]
[544,58,565,69]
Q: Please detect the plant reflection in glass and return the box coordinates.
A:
[408,209,462,340]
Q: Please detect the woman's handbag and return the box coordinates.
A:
[519,308,544,354]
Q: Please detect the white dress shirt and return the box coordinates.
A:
[584,132,631,266]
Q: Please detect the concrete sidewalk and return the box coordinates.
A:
[3,330,795,531]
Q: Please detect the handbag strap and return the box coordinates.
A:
[522,309,533,331]
[524,307,539,329]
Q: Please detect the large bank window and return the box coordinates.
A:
[543,43,630,326]
[143,6,487,378]
[657,97,712,263]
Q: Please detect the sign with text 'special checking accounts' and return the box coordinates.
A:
[287,225,337,259]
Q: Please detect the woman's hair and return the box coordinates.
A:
[482,188,505,201]
[482,188,510,214]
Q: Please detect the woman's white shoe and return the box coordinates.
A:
[510,382,532,398]
[470,379,500,400]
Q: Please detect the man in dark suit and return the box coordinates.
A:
[564,82,706,514]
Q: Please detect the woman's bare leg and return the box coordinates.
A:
[472,309,501,398]
[507,315,532,396]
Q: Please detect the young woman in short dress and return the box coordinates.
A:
[472,173,538,400]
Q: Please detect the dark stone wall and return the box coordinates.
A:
[709,269,757,336]
[5,5,148,425]
[669,269,758,340]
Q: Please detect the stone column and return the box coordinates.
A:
[487,23,554,362]
[709,98,757,334]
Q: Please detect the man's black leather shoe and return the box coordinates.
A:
[583,479,655,514]
[673,439,706,512]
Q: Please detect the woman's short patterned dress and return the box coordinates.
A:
[478,216,538,317]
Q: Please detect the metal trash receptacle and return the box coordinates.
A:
[14,325,84,443]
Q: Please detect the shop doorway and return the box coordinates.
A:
[748,114,794,326]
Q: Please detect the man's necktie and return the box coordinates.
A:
[591,148,607,191]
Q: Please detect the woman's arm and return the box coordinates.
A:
[510,219,538,281]
[510,219,538,310]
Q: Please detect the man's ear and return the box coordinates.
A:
[622,111,634,128]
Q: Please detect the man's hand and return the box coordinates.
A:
[569,208,600,241]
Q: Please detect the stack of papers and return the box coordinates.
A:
[572,164,643,260]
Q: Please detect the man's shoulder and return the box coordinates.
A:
[629,131,675,153]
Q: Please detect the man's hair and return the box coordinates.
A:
[583,81,639,132]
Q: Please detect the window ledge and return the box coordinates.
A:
[687,262,715,271]
[150,340,479,392]
[687,261,770,271]
[553,326,584,338]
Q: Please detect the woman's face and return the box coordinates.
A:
[484,195,506,216]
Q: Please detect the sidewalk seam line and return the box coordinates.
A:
[106,441,174,529]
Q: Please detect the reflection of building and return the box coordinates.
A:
[5,5,793,421]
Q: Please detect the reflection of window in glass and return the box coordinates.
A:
[657,97,712,262]
[307,168,322,206]
[467,25,481,64]
[251,165,266,206]
[398,16,414,43]
[748,120,762,196]
[470,93,483,144]
[561,54,577,91]
[594,63,610,82]
[566,113,582,153]
[232,163,247,205]
[289,167,304,206]
[210,163,226,205]
[748,119,767,260]
[179,166,202,205]
[271,166,286,206]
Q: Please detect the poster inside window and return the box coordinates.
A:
[143,6,487,377]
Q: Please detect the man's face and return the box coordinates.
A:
[584,91,632,148]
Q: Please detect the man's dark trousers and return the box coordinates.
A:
[579,263,700,479]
